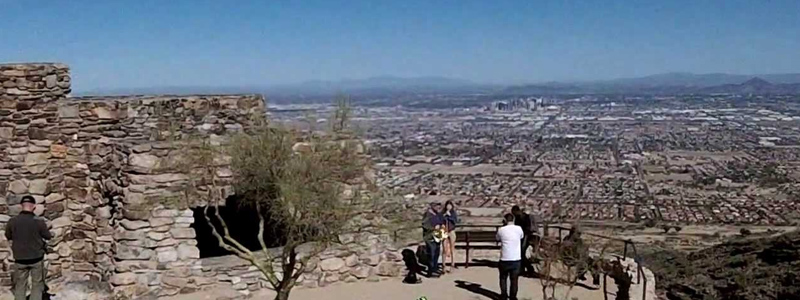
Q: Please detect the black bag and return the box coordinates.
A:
[403,271,422,284]
[415,244,429,266]
[403,248,423,284]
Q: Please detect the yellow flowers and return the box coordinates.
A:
[432,228,449,243]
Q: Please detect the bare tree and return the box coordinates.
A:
[533,219,613,300]
[166,99,410,300]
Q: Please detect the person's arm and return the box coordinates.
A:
[421,213,433,231]
[39,219,53,240]
[444,213,455,226]
[4,219,12,241]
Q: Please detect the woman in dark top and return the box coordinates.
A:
[442,200,459,273]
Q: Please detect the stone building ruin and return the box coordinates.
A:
[0,63,409,299]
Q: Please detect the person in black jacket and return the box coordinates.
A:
[421,202,444,277]
[511,205,537,276]
[5,195,53,300]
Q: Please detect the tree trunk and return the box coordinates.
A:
[274,275,297,300]
[274,289,291,300]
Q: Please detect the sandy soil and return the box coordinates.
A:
[166,265,629,300]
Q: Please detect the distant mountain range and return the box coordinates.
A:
[76,76,496,97]
[266,76,495,96]
[603,72,800,87]
[76,72,800,97]
[503,73,800,95]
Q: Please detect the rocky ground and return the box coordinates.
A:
[642,230,800,300]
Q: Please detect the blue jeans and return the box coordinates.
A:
[425,240,440,275]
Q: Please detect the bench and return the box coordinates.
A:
[455,224,550,268]
[455,224,501,268]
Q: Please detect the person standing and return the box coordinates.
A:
[5,195,53,300]
[421,202,444,277]
[497,213,524,300]
[511,205,537,276]
[442,200,459,273]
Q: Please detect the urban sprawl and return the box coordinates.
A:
[272,95,800,226]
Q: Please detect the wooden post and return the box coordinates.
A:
[465,232,470,269]
[641,265,647,300]
[623,242,628,259]
[631,243,641,285]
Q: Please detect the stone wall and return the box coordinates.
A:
[1,63,73,287]
[0,63,411,299]
[198,234,413,297]
[0,63,255,298]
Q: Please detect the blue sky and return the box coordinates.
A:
[1,0,799,91]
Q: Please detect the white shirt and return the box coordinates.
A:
[496,224,524,261]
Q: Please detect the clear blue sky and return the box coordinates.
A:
[2,0,799,91]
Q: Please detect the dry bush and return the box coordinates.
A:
[167,97,411,300]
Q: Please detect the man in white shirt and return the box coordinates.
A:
[496,213,524,300]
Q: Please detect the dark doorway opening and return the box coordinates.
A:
[191,195,283,258]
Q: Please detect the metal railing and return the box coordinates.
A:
[544,224,647,300]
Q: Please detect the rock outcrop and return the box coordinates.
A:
[644,231,800,300]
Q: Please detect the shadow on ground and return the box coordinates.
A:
[470,259,600,291]
[455,280,502,300]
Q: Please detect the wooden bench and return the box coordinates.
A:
[454,225,501,268]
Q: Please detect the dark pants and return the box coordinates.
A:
[499,260,521,300]
[12,260,45,300]
[520,236,532,275]
[522,234,541,275]
[425,240,440,276]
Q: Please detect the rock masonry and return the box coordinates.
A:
[0,63,410,299]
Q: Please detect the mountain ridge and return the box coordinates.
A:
[504,75,800,95]
[76,72,800,96]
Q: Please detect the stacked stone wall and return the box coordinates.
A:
[0,63,411,299]
[0,63,264,298]
[1,63,73,286]
[197,233,412,296]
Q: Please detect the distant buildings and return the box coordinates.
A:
[272,95,800,226]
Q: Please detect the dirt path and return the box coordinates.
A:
[166,266,622,300]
